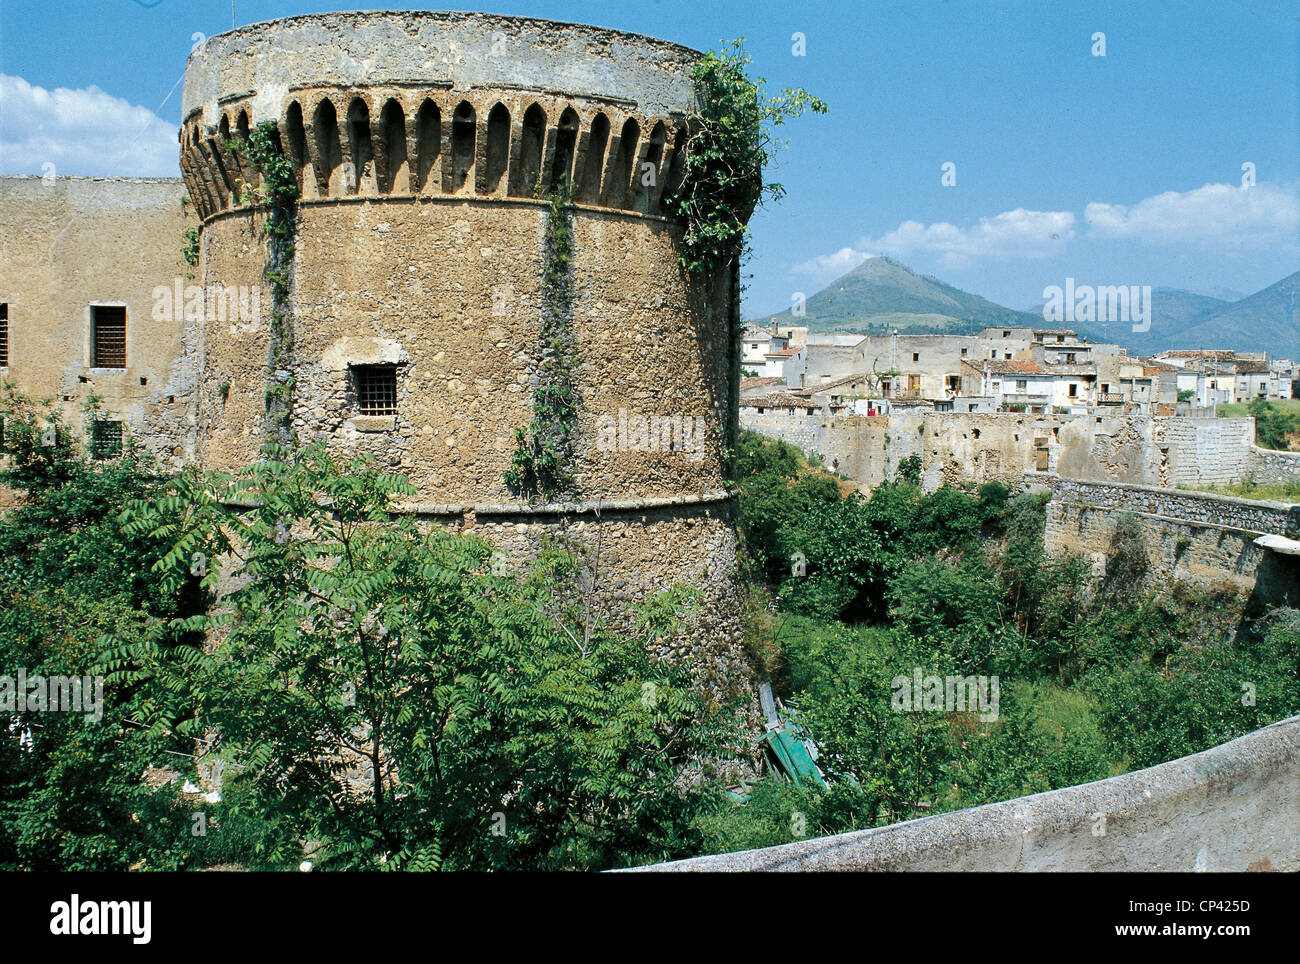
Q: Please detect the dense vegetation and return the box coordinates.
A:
[694,431,1300,852]
[0,389,749,871]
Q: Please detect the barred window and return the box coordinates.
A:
[0,303,8,367]
[91,306,127,368]
[353,365,397,416]
[91,420,123,460]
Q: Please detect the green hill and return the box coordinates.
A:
[757,255,1296,357]
[755,256,1041,334]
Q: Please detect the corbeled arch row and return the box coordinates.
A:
[180,88,688,222]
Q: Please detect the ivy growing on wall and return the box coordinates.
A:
[504,184,579,500]
[180,225,200,276]
[668,39,827,278]
[227,121,299,444]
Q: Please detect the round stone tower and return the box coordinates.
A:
[179,11,753,695]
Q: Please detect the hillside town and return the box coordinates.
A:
[742,320,1297,418]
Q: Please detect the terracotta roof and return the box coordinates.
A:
[740,377,784,390]
[961,359,1047,376]
[1140,358,1181,373]
[765,347,802,358]
[807,373,873,393]
[1161,349,1236,360]
[740,393,820,410]
[1234,359,1270,375]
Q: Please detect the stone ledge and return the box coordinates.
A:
[348,415,395,433]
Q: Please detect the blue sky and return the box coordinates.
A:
[1,0,1296,317]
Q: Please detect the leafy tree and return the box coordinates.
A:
[112,444,744,870]
[896,454,922,487]
[0,386,205,870]
[777,495,885,621]
[1246,397,1299,451]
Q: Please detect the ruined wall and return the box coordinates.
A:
[0,176,196,466]
[1246,445,1300,487]
[632,715,1300,871]
[181,11,753,689]
[740,409,1265,492]
[1044,476,1299,601]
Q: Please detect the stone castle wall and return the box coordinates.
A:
[741,408,1263,492]
[0,175,196,467]
[1246,445,1300,487]
[179,11,754,693]
[1043,475,1298,600]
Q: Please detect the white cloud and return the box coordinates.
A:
[1085,181,1299,247]
[856,208,1077,264]
[0,74,179,177]
[792,246,874,281]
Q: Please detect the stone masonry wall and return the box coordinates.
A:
[740,408,1263,492]
[1246,445,1300,487]
[0,176,196,467]
[182,11,755,693]
[1043,475,1299,599]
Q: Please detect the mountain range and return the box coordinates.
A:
[756,257,1298,359]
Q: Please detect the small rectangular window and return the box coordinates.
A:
[0,303,8,367]
[354,365,397,415]
[91,306,127,369]
[91,420,123,460]
[960,347,967,357]
[912,352,919,362]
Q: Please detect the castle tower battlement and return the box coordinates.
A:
[180,11,695,221]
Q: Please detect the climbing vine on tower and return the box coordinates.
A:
[668,39,827,277]
[227,120,299,443]
[504,183,579,500]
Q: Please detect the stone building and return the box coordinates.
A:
[0,176,195,465]
[1,11,759,697]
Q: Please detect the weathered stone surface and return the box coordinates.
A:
[1043,475,1299,597]
[740,409,1267,491]
[0,176,197,469]
[181,12,754,703]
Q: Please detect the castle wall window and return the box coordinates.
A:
[91,305,127,369]
[90,419,123,460]
[0,303,8,367]
[353,365,397,415]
